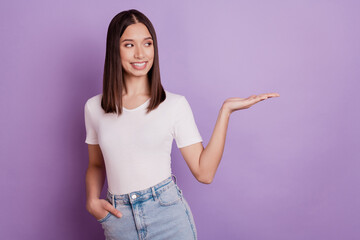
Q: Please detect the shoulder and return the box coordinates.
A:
[85,93,102,112]
[164,90,187,106]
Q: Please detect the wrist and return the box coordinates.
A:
[86,197,99,211]
[220,105,232,117]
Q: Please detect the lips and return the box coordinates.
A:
[131,61,147,70]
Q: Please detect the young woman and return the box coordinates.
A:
[84,9,279,240]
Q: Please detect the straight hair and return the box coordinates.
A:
[101,9,166,115]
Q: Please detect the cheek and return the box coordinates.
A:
[145,47,154,58]
[120,54,132,68]
[120,51,128,60]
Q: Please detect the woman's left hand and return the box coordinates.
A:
[222,92,280,114]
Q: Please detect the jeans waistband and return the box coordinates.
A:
[106,174,178,206]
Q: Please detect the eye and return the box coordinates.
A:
[124,42,152,48]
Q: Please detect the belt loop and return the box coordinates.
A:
[171,174,177,184]
[151,186,157,201]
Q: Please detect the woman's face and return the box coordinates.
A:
[119,23,154,78]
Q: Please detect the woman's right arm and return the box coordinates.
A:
[85,144,122,219]
[86,144,106,202]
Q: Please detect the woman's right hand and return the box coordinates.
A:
[86,198,123,220]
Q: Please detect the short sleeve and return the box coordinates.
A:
[172,96,203,148]
[84,101,99,144]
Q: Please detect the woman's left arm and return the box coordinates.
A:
[180,92,280,184]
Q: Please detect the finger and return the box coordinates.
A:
[246,95,257,100]
[247,96,262,104]
[264,93,280,97]
[228,97,245,101]
[104,202,123,218]
[112,209,123,218]
[258,93,279,99]
[256,95,267,101]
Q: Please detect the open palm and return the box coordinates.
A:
[222,92,280,114]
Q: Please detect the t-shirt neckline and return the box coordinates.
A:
[122,98,151,112]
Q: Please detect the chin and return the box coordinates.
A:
[130,71,149,77]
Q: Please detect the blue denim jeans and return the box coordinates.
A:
[97,174,197,240]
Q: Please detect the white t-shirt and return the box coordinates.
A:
[84,90,203,195]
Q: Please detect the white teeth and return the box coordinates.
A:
[133,62,145,66]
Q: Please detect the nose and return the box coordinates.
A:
[134,45,145,59]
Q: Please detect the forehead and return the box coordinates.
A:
[121,23,151,40]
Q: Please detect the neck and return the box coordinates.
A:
[122,73,150,96]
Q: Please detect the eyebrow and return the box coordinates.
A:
[121,37,153,43]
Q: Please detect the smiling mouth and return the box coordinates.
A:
[131,61,147,65]
[131,61,147,70]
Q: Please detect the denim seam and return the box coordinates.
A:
[97,195,116,223]
[107,178,175,205]
[158,186,182,206]
[139,203,147,239]
[181,198,197,240]
[154,179,172,192]
[97,211,112,223]
[111,183,174,206]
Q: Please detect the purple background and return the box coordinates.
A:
[1,0,359,239]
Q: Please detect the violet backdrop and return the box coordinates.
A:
[1,0,359,239]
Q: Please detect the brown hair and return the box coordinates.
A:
[101,9,166,115]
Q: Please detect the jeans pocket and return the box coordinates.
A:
[158,184,182,206]
[97,211,112,223]
[97,198,114,223]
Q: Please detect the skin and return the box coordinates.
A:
[120,22,154,106]
[85,22,280,221]
[86,22,154,221]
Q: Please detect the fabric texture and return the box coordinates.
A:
[84,90,203,195]
[97,175,197,240]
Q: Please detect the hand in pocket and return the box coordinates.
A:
[87,198,123,220]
